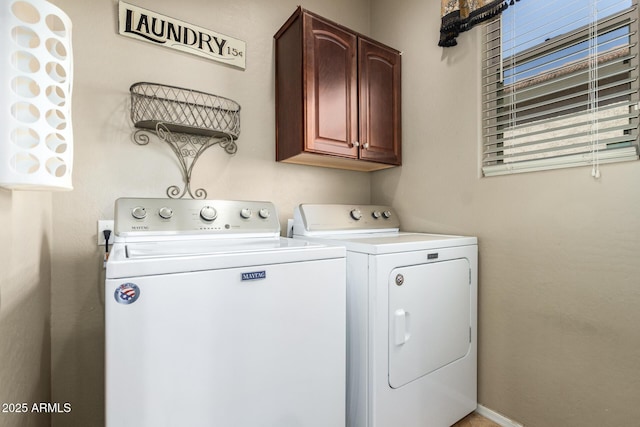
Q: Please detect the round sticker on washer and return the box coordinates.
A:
[114,283,140,304]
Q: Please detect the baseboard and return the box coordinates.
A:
[476,405,524,427]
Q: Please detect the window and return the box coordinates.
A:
[482,0,639,176]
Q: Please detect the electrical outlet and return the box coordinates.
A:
[98,220,115,245]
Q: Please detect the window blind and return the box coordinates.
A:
[481,0,639,176]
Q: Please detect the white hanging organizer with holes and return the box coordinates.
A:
[129,82,241,199]
[0,0,73,191]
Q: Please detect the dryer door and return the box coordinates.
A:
[388,258,470,389]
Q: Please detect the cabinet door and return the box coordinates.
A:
[303,13,358,158]
[358,38,401,165]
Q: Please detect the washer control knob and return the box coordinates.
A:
[372,211,382,219]
[258,208,271,219]
[158,207,173,219]
[240,208,252,219]
[350,209,362,221]
[200,206,217,222]
[382,210,392,219]
[131,206,146,219]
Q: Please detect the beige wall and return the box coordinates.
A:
[0,190,52,427]
[5,0,639,426]
[370,0,640,426]
[46,0,371,426]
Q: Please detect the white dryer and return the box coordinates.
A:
[105,198,346,427]
[293,204,478,427]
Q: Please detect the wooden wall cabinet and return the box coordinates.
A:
[275,7,401,172]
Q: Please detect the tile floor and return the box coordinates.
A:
[452,412,502,427]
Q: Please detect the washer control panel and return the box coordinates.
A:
[294,204,400,234]
[114,198,280,236]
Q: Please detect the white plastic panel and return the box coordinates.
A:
[1,0,73,190]
[388,258,471,389]
[106,258,346,427]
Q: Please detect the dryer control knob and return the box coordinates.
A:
[382,210,392,219]
[372,211,382,219]
[350,209,362,220]
[158,207,173,219]
[200,206,217,222]
[258,208,271,219]
[131,206,147,219]
[240,208,252,219]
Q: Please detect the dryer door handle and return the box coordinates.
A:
[393,309,411,346]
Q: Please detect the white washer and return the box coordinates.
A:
[293,204,478,427]
[105,198,346,427]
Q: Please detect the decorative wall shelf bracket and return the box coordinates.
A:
[133,124,236,199]
[129,82,240,199]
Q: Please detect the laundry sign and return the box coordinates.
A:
[118,1,246,69]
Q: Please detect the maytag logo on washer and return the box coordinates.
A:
[241,271,266,281]
[114,283,141,304]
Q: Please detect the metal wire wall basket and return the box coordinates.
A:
[128,82,241,199]
[130,82,241,138]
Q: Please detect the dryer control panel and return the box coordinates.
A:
[294,204,400,235]
[114,198,280,238]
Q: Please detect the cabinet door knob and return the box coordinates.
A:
[362,142,369,149]
[352,141,360,147]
